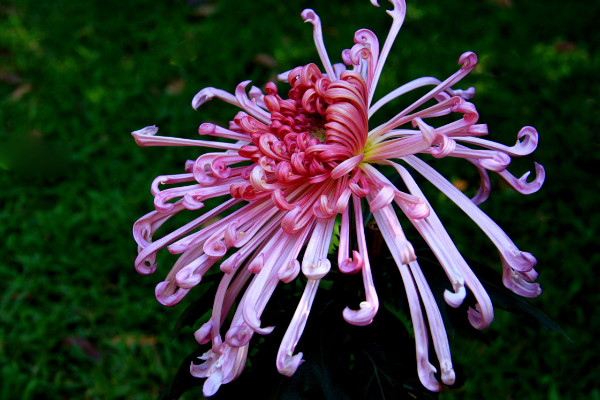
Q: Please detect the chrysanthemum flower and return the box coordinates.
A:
[132,0,544,396]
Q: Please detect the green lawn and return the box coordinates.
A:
[1,0,598,399]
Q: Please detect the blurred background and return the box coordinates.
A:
[1,0,598,398]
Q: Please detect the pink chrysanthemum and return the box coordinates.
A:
[132,0,544,396]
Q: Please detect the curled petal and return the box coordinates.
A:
[442,364,456,386]
[443,280,467,308]
[242,300,275,335]
[447,86,476,100]
[312,195,336,220]
[133,210,180,274]
[198,122,249,142]
[134,254,157,275]
[278,259,301,283]
[235,81,271,124]
[202,368,224,397]
[281,207,302,233]
[346,28,380,87]
[192,155,219,185]
[333,187,352,214]
[204,235,228,259]
[175,265,203,289]
[155,281,189,306]
[131,136,238,161]
[271,189,297,211]
[430,135,456,159]
[497,162,545,194]
[191,87,238,110]
[194,320,214,345]
[223,221,242,248]
[190,351,213,378]
[514,126,539,154]
[459,51,478,70]
[281,206,312,233]
[397,240,416,265]
[369,185,396,212]
[302,258,331,280]
[349,178,370,197]
[502,249,537,272]
[380,0,407,20]
[459,125,538,156]
[453,101,479,124]
[400,198,430,220]
[348,40,373,67]
[341,48,352,66]
[342,300,376,326]
[277,352,304,377]
[133,210,169,248]
[248,254,265,274]
[153,186,195,213]
[503,268,542,297]
[225,325,253,347]
[132,125,158,138]
[467,303,491,331]
[248,85,266,108]
[418,361,442,392]
[339,250,363,274]
[182,192,207,210]
[210,156,233,179]
[249,165,276,191]
[444,289,467,311]
[413,117,436,146]
[521,267,539,282]
[220,253,241,274]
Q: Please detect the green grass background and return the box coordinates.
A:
[1,0,598,398]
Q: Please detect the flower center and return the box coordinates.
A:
[237,64,368,186]
[309,126,327,143]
